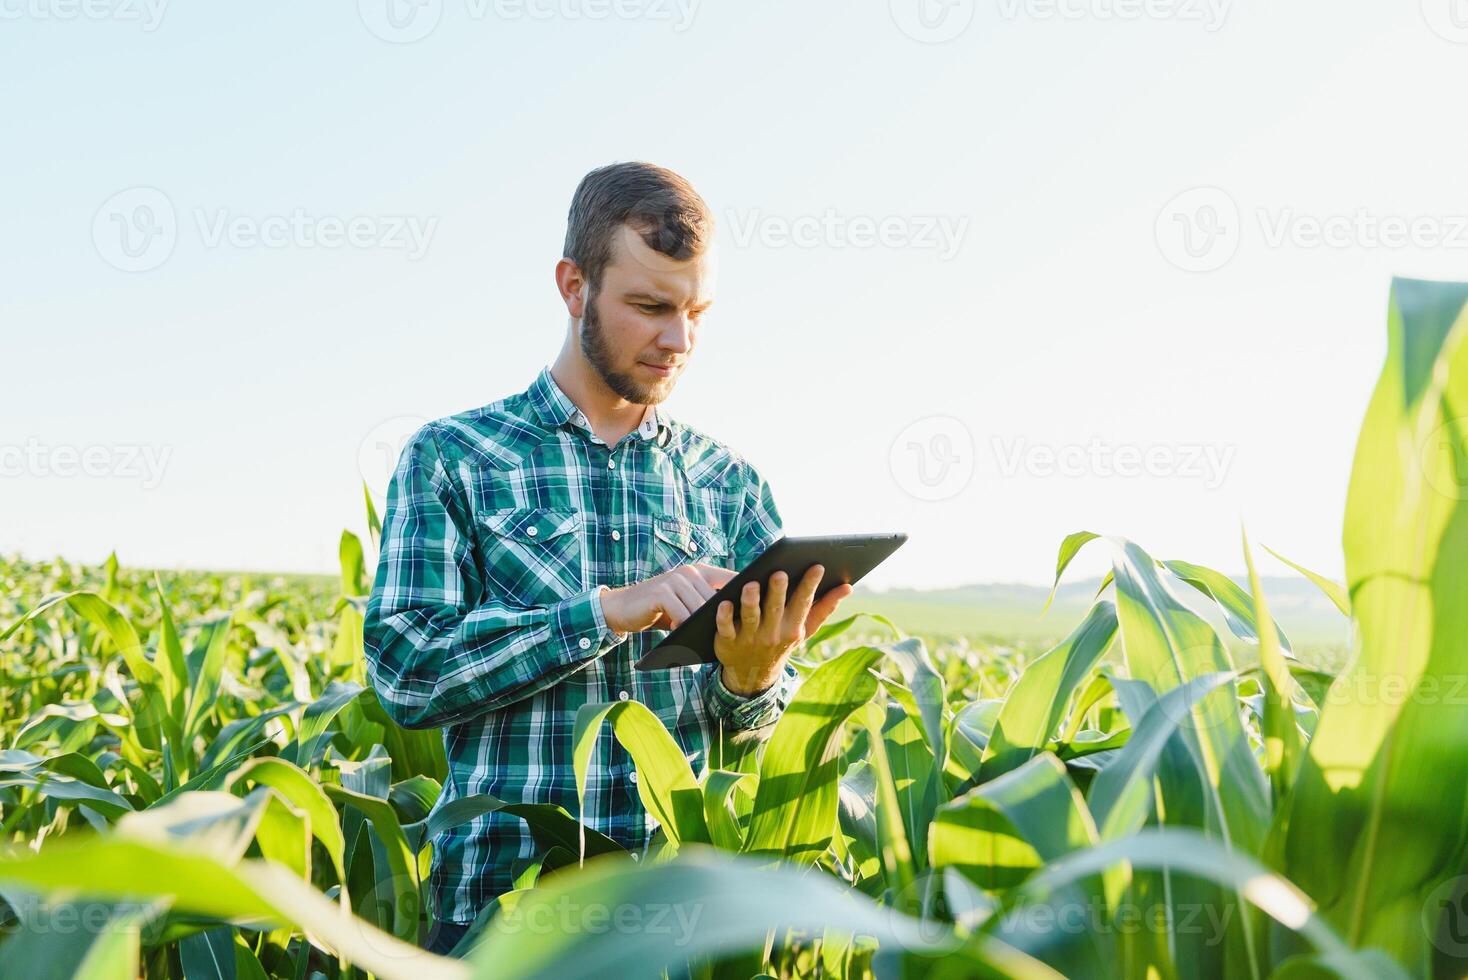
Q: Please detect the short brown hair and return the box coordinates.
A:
[563,162,714,286]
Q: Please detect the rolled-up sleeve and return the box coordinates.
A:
[363,425,622,730]
[702,457,799,732]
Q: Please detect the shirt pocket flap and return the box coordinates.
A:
[652,514,728,559]
[481,507,582,544]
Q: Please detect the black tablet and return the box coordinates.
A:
[633,532,908,671]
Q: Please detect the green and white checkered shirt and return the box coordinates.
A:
[364,365,794,922]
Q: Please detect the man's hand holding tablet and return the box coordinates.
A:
[712,567,854,694]
[599,563,853,694]
[600,532,906,679]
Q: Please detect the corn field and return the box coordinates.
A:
[5,276,1468,978]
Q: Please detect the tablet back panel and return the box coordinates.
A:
[634,533,907,671]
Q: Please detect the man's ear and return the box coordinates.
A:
[555,258,587,319]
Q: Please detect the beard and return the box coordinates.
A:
[579,285,672,405]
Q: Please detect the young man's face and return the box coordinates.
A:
[578,226,714,405]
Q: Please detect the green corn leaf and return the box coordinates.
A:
[573,699,709,849]
[934,753,1110,977]
[339,530,368,598]
[1059,672,1114,744]
[1044,531,1102,613]
[1107,537,1270,849]
[854,701,916,898]
[981,601,1117,782]
[1002,828,1387,980]
[322,783,419,941]
[0,835,462,980]
[356,688,449,783]
[183,613,235,742]
[1283,277,1468,962]
[364,480,383,543]
[0,898,160,980]
[740,645,884,863]
[389,774,442,825]
[179,925,238,980]
[1087,671,1237,844]
[1106,536,1270,979]
[468,847,1061,980]
[152,739,272,810]
[1262,545,1351,617]
[4,592,170,750]
[226,757,347,889]
[1163,558,1295,654]
[5,770,135,819]
[702,769,757,851]
[153,578,190,732]
[932,753,1098,888]
[881,636,949,784]
[289,680,364,768]
[1242,529,1303,803]
[500,802,626,860]
[804,611,903,649]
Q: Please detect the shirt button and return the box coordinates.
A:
[611,529,621,541]
[629,770,639,785]
[630,852,640,862]
[618,690,630,701]
[608,459,616,470]
[578,637,592,650]
[526,526,538,537]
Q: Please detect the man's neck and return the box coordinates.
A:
[548,354,651,447]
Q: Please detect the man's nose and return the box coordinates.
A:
[658,315,695,352]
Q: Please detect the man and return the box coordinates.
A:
[363,161,854,955]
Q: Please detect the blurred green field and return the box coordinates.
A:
[846,575,1351,669]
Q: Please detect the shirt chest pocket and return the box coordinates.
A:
[476,506,585,604]
[650,513,731,577]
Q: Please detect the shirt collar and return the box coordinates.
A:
[527,365,668,443]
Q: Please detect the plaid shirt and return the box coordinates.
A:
[364,365,794,922]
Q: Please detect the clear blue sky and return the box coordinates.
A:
[3,1,1466,588]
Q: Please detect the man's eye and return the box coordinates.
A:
[636,304,663,314]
